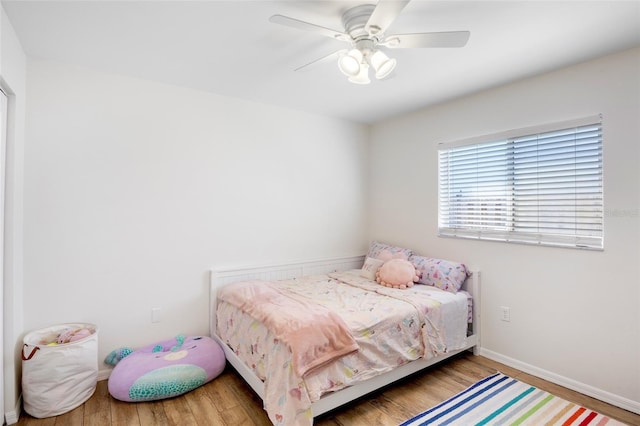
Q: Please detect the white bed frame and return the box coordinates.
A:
[209,255,480,418]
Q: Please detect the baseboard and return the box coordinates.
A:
[4,393,22,425]
[98,368,111,381]
[479,348,640,415]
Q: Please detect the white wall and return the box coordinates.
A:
[24,60,369,375]
[0,4,26,423]
[369,48,640,411]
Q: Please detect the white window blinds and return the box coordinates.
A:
[438,115,603,249]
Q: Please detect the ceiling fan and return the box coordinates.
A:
[269,0,470,85]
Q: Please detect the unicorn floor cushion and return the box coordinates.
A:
[106,335,225,402]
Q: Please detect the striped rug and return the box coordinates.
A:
[400,372,626,425]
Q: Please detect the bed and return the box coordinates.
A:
[209,253,480,425]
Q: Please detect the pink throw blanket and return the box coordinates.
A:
[217,280,359,377]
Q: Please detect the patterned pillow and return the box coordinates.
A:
[366,241,413,261]
[411,255,469,293]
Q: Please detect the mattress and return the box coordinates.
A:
[216,269,470,426]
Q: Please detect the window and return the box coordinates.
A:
[438,115,603,250]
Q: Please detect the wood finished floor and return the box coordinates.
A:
[16,353,640,426]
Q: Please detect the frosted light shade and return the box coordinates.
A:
[370,50,396,79]
[348,62,371,85]
[338,49,363,77]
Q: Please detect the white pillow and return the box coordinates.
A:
[360,257,385,280]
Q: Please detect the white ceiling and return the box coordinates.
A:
[3,0,640,124]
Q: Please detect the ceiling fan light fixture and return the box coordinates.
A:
[348,62,371,85]
[270,2,471,83]
[338,49,363,77]
[370,50,396,79]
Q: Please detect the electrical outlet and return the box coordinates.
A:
[500,306,511,322]
[151,307,161,323]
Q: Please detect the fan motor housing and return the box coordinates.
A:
[342,4,377,41]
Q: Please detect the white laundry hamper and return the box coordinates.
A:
[22,323,98,418]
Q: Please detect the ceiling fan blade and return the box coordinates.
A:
[365,0,411,35]
[383,31,470,48]
[294,49,346,72]
[269,15,350,41]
